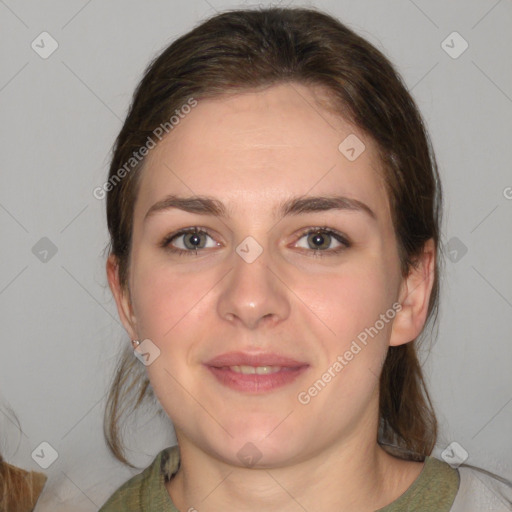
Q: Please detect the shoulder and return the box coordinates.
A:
[406,455,460,509]
[378,455,460,511]
[99,446,179,512]
[450,463,512,512]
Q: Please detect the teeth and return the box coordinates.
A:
[230,365,282,375]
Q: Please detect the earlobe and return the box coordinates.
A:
[389,239,436,347]
[106,254,138,340]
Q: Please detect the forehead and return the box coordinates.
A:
[135,82,390,223]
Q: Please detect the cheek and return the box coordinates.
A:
[129,262,210,407]
[299,268,396,393]
[130,257,211,342]
[306,263,396,342]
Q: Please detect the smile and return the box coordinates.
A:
[229,365,283,374]
[205,364,309,393]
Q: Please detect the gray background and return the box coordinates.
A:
[1,0,511,509]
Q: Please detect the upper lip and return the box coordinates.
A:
[205,351,308,368]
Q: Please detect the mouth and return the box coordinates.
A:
[204,352,309,393]
[228,365,285,374]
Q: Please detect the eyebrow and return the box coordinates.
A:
[143,194,376,222]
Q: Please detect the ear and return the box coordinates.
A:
[106,254,138,341]
[389,238,436,347]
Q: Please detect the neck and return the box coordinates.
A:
[166,430,423,511]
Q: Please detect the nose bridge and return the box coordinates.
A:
[216,237,290,329]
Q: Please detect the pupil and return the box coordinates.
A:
[310,232,328,249]
[185,233,203,249]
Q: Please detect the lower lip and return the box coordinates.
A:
[206,365,309,393]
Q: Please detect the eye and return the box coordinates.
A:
[293,227,350,257]
[160,226,350,258]
[160,227,220,255]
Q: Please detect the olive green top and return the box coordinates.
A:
[99,445,459,511]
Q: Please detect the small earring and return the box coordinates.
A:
[132,340,140,348]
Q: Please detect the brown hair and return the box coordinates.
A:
[104,6,442,466]
[0,408,48,510]
[0,453,47,511]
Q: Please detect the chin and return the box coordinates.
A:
[214,427,303,468]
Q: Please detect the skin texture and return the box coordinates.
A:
[107,82,435,511]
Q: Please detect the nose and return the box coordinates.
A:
[216,244,291,330]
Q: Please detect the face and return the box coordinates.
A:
[110,82,425,467]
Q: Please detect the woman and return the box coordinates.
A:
[99,7,511,511]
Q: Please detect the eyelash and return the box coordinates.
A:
[159,226,351,258]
